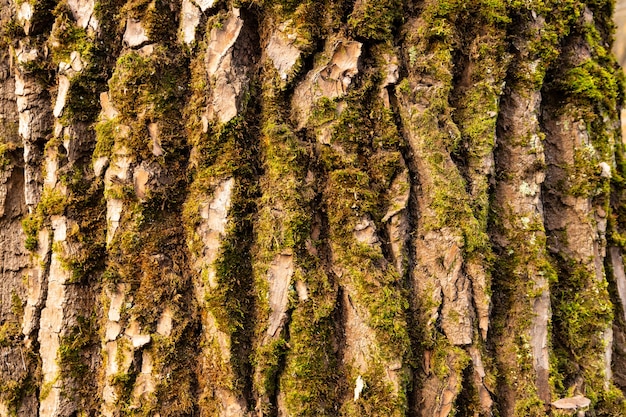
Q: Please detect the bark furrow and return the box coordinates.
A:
[1,0,626,416]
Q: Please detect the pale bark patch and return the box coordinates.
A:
[266,253,294,337]
[124,19,149,48]
[180,0,201,45]
[67,0,98,31]
[341,290,376,373]
[293,39,362,127]
[38,216,73,417]
[52,76,70,119]
[99,92,119,120]
[552,395,591,410]
[383,169,410,276]
[133,166,150,200]
[156,307,173,336]
[266,25,301,81]
[611,247,626,323]
[193,0,215,12]
[206,10,243,75]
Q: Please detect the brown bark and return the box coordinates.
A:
[1,0,626,416]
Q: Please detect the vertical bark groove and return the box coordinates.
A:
[2,0,626,416]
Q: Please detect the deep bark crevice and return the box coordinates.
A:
[2,1,626,416]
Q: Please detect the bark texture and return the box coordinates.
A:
[2,0,626,416]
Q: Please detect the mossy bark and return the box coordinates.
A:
[2,0,626,416]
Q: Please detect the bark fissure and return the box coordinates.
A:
[2,0,626,416]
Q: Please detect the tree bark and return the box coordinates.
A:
[2,0,626,416]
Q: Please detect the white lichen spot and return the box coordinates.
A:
[519,181,536,197]
[295,280,308,301]
[529,133,542,153]
[354,375,365,401]
[18,2,32,22]
[520,216,530,229]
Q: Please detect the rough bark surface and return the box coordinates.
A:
[2,0,626,416]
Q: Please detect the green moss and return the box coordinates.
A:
[560,60,619,110]
[108,47,188,159]
[22,214,43,251]
[280,296,338,416]
[58,315,96,380]
[61,75,104,123]
[209,226,254,334]
[536,4,625,411]
[10,293,24,320]
[255,338,288,405]
[450,21,508,240]
[39,188,68,216]
[0,18,25,48]
[46,0,117,125]
[0,375,36,416]
[110,370,137,408]
[261,0,344,54]
[59,241,106,284]
[39,378,56,401]
[340,364,407,417]
[185,119,258,338]
[49,3,91,65]
[0,322,21,347]
[399,51,491,261]
[144,0,181,43]
[101,46,192,417]
[179,38,259,411]
[0,344,38,414]
[21,188,69,251]
[246,67,342,413]
[55,180,107,284]
[254,122,309,255]
[305,60,410,415]
[432,336,470,380]
[120,0,180,45]
[108,339,136,408]
[122,49,187,116]
[551,258,613,362]
[16,0,56,37]
[139,333,196,416]
[514,395,546,417]
[0,137,18,168]
[594,386,626,416]
[488,208,556,408]
[348,0,402,42]
[565,143,605,197]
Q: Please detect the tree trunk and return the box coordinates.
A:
[2,0,626,416]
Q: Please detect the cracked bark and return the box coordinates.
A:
[2,0,626,416]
